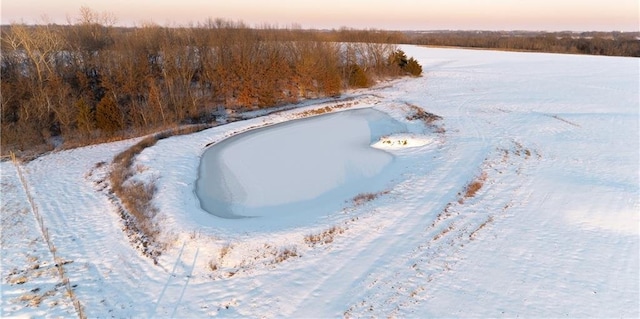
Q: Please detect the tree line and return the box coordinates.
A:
[1,9,421,157]
[5,8,635,157]
[405,31,640,57]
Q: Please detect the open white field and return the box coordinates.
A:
[2,46,638,318]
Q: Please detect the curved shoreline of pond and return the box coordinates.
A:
[195,108,407,221]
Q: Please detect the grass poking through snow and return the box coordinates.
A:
[458,172,488,204]
[108,124,212,262]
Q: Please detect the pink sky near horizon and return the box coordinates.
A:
[1,0,638,31]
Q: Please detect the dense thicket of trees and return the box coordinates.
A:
[405,31,640,57]
[1,11,420,156]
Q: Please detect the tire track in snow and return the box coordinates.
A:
[289,98,478,315]
[10,155,86,318]
[342,73,540,316]
[23,145,167,318]
[285,119,494,317]
[151,242,185,318]
[170,248,199,318]
[345,141,537,317]
[1,161,76,317]
[281,65,496,317]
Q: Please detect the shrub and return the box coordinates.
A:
[388,49,423,76]
[347,64,370,88]
[405,57,423,76]
[388,49,408,69]
[95,94,123,134]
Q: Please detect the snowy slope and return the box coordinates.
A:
[1,46,638,318]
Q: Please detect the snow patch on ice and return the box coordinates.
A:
[371,133,433,150]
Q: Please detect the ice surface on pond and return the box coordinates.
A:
[196,108,406,219]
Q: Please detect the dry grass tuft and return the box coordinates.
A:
[353,193,378,204]
[273,247,298,264]
[18,293,42,307]
[464,180,484,198]
[10,276,28,285]
[469,216,494,240]
[219,244,232,260]
[405,103,442,125]
[208,260,218,272]
[305,226,345,246]
[459,172,488,204]
[404,103,445,134]
[433,224,455,241]
[108,124,213,261]
[352,190,389,206]
[297,101,357,118]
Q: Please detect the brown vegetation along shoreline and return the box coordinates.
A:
[1,8,421,158]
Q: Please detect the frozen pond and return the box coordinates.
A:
[196,108,405,220]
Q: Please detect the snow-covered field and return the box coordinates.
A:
[2,46,638,318]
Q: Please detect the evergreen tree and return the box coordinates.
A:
[348,64,369,88]
[95,94,123,134]
[405,57,423,76]
[388,49,408,69]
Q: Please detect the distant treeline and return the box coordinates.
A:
[1,9,421,156]
[404,30,640,57]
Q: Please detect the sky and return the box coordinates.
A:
[1,0,638,31]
